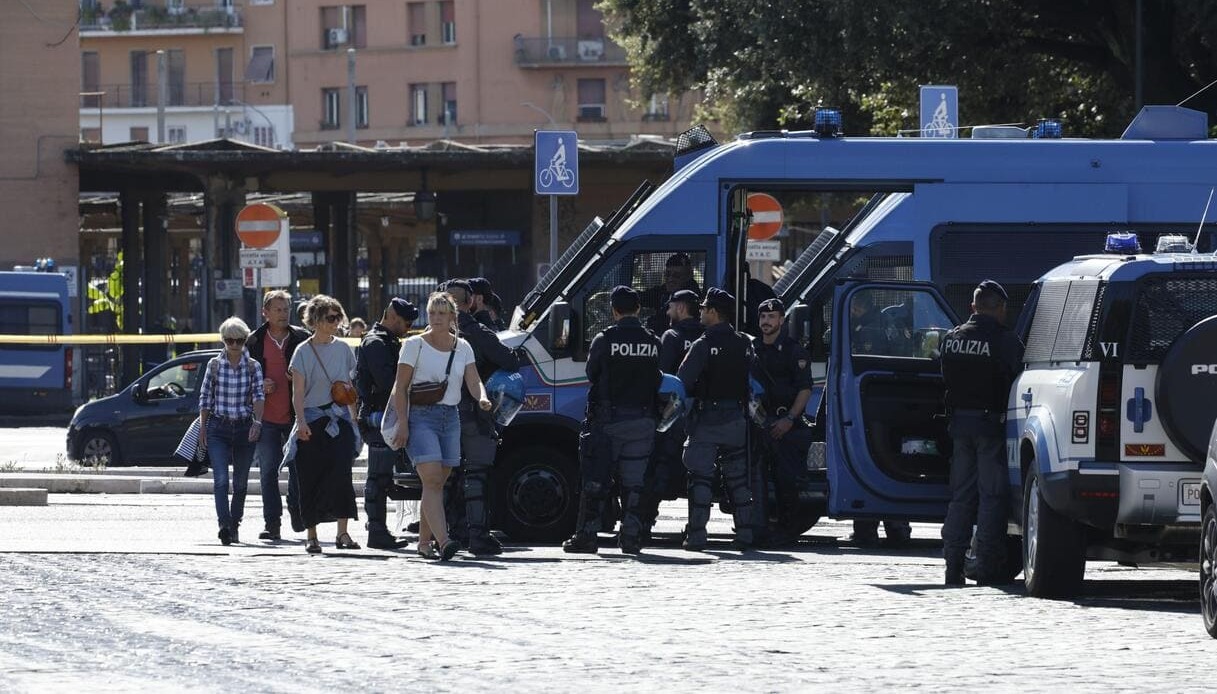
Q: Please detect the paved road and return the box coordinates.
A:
[0,495,1207,691]
[0,427,69,470]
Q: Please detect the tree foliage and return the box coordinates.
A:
[600,0,1217,137]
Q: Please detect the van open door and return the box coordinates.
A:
[826,280,962,521]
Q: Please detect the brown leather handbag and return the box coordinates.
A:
[308,340,359,406]
[409,341,457,406]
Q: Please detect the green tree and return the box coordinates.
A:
[601,0,1217,136]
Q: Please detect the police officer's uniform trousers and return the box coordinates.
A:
[939,312,1023,577]
[682,405,752,545]
[354,323,403,540]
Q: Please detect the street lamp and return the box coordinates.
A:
[226,97,277,147]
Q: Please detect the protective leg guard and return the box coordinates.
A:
[722,449,755,548]
[684,472,714,549]
[618,486,645,554]
[563,481,606,554]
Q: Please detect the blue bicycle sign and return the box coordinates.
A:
[535,130,579,195]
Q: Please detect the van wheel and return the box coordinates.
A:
[495,444,578,543]
[78,429,120,467]
[768,500,820,540]
[1022,471,1085,598]
[1201,503,1217,638]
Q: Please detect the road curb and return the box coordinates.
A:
[0,474,367,496]
[0,487,49,506]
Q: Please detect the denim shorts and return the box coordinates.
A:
[407,404,461,467]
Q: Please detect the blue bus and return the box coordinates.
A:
[0,271,76,414]
[474,107,1217,543]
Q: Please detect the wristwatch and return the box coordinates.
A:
[783,413,796,423]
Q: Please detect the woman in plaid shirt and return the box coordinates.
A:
[199,316,266,546]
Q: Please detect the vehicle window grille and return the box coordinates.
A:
[1051,280,1099,362]
[1127,276,1217,362]
[1081,283,1107,359]
[675,125,717,159]
[773,227,838,295]
[1023,281,1069,363]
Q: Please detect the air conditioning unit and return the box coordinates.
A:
[328,27,349,46]
[166,0,186,15]
[233,119,249,135]
[578,104,605,120]
[547,45,566,60]
[577,40,604,61]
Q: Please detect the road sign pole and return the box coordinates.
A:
[254,268,262,328]
[549,195,558,264]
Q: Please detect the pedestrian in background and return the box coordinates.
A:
[940,280,1024,585]
[389,292,492,561]
[246,289,311,540]
[348,317,368,339]
[355,297,417,549]
[199,316,265,546]
[288,295,362,555]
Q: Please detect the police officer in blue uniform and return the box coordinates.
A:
[564,285,662,554]
[354,297,417,549]
[750,298,816,539]
[940,280,1024,585]
[638,289,703,544]
[444,280,521,555]
[678,287,756,551]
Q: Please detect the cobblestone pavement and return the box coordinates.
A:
[0,496,1207,692]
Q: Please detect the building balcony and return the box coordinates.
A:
[512,36,627,67]
[79,2,243,35]
[80,81,250,109]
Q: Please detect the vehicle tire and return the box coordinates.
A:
[1022,471,1086,598]
[1201,503,1217,638]
[768,500,820,540]
[494,444,578,543]
[77,429,121,467]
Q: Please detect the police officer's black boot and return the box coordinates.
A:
[618,486,645,554]
[445,470,469,547]
[723,460,756,551]
[945,555,966,586]
[563,482,605,554]
[364,448,409,550]
[682,473,714,551]
[464,465,502,556]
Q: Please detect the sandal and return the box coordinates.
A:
[306,539,322,554]
[440,538,461,562]
[335,532,361,550]
[417,540,438,559]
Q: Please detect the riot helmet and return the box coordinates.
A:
[656,373,688,432]
[485,370,525,427]
[747,375,768,426]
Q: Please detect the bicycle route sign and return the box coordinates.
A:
[534,130,579,195]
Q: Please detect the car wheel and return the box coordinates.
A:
[768,500,820,540]
[77,429,121,467]
[494,444,578,543]
[1022,471,1085,598]
[1201,503,1217,638]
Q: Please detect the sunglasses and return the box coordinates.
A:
[324,313,343,323]
[223,337,246,346]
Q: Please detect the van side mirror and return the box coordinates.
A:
[549,302,571,352]
[788,303,812,345]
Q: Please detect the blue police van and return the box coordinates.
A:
[488,106,1217,543]
[0,270,76,414]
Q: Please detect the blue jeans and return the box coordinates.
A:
[255,421,298,530]
[407,405,461,466]
[207,417,255,530]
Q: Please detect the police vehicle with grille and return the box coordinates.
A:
[1011,232,1217,598]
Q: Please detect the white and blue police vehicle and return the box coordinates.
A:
[0,266,78,414]
[1009,233,1217,598]
[488,105,1217,544]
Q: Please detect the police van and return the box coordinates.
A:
[490,105,1217,543]
[0,269,77,414]
[1011,234,1217,597]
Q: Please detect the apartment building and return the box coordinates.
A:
[79,0,294,147]
[288,0,693,146]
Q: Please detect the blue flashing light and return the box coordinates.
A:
[814,107,843,137]
[1033,118,1063,139]
[1104,232,1142,254]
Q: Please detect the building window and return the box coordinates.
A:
[167,126,187,145]
[252,125,275,148]
[130,126,150,142]
[410,83,429,125]
[130,50,148,107]
[245,46,275,84]
[440,1,455,44]
[216,47,235,105]
[168,49,186,106]
[81,52,100,108]
[322,88,341,129]
[644,93,669,121]
[81,128,102,144]
[322,5,367,49]
[408,2,426,46]
[577,78,606,121]
[356,86,369,129]
[439,82,456,125]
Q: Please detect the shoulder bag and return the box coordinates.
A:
[308,339,359,406]
[409,337,457,406]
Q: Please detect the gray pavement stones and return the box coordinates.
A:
[0,488,47,506]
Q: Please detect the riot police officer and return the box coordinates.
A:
[445,279,520,555]
[678,287,756,551]
[563,285,662,554]
[354,297,417,549]
[940,280,1024,585]
[639,289,703,543]
[750,298,816,542]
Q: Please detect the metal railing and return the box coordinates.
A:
[512,36,627,66]
[80,2,243,32]
[81,81,249,109]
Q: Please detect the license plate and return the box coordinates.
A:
[1181,481,1201,507]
